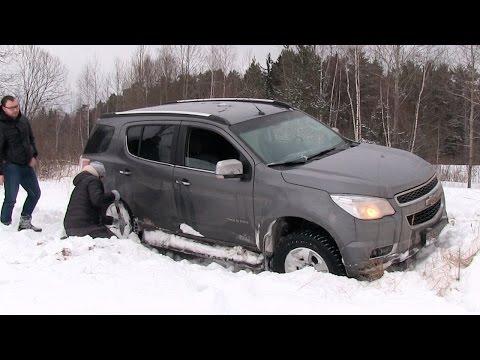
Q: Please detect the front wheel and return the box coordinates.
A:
[105,201,133,239]
[271,230,346,276]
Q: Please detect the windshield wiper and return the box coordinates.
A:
[267,145,342,167]
[305,146,338,161]
[267,155,308,167]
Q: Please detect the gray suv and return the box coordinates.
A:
[81,98,448,280]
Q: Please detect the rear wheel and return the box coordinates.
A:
[271,230,346,276]
[105,201,133,239]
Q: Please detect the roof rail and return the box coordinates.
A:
[114,110,211,117]
[174,98,293,109]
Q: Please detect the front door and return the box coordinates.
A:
[173,123,255,246]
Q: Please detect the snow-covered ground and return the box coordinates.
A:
[0,177,479,314]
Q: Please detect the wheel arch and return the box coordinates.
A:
[262,216,342,262]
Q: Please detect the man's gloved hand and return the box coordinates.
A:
[111,190,121,202]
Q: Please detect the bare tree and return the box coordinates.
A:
[354,46,362,140]
[176,45,203,99]
[112,57,126,111]
[76,66,91,148]
[344,59,356,139]
[378,78,392,147]
[0,45,12,60]
[409,46,445,153]
[77,56,104,140]
[410,62,428,152]
[144,53,158,106]
[53,110,64,153]
[313,45,335,99]
[13,45,68,119]
[103,73,113,113]
[455,45,480,188]
[217,45,237,97]
[240,48,254,73]
[206,46,220,98]
[334,54,344,128]
[328,51,339,127]
[156,45,179,103]
[341,46,363,141]
[87,57,104,127]
[127,45,149,106]
[0,45,15,92]
[375,45,418,146]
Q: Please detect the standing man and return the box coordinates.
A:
[0,95,42,232]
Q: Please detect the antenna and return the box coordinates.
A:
[252,103,265,115]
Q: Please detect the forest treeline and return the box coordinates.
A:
[1,45,480,185]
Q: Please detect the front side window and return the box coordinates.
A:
[185,128,240,171]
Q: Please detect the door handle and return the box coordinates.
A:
[119,170,132,176]
[175,179,191,186]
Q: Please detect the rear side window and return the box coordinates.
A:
[127,124,177,164]
[84,125,114,153]
[127,126,142,155]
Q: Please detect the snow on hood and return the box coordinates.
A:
[281,143,436,198]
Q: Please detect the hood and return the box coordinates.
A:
[281,143,436,198]
[73,171,95,186]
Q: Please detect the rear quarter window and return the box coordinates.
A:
[84,125,115,153]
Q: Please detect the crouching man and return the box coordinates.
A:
[64,161,121,239]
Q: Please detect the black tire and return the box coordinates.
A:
[271,230,346,276]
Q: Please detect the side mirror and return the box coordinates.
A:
[216,159,243,179]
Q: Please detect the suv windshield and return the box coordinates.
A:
[231,110,345,164]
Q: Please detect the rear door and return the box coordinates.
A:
[112,118,180,232]
[173,122,256,246]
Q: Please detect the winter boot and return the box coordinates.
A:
[18,215,42,232]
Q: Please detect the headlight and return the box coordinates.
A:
[330,195,395,220]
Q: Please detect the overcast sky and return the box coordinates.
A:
[39,45,282,90]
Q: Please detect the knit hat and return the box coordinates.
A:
[83,161,106,178]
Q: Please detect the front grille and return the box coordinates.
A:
[407,200,441,226]
[397,176,438,204]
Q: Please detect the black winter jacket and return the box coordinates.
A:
[64,171,116,233]
[0,109,38,175]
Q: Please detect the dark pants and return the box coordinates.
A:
[1,163,41,224]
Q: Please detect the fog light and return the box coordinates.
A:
[370,245,393,258]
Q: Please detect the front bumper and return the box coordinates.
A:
[341,184,448,280]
